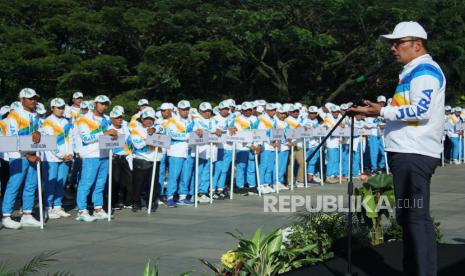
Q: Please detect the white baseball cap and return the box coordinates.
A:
[324,102,334,109]
[455,107,462,112]
[73,91,84,99]
[160,103,172,110]
[380,21,427,40]
[80,101,89,109]
[445,105,452,111]
[36,103,46,115]
[275,103,282,109]
[235,105,242,111]
[141,107,156,118]
[277,106,287,114]
[256,106,264,113]
[113,105,125,114]
[213,106,220,115]
[177,100,191,109]
[340,103,349,110]
[94,95,111,103]
[294,102,302,109]
[0,106,10,117]
[110,109,124,118]
[241,101,253,110]
[255,99,267,106]
[138,99,149,106]
[288,104,299,112]
[199,102,213,111]
[19,88,39,99]
[265,103,276,110]
[227,99,236,106]
[218,100,230,109]
[377,96,387,103]
[308,106,318,113]
[329,105,340,112]
[50,98,66,107]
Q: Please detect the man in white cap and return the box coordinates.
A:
[71,91,84,121]
[165,100,195,207]
[302,106,321,183]
[285,104,305,188]
[156,103,174,203]
[257,103,278,194]
[2,88,42,229]
[75,95,116,221]
[211,101,234,199]
[322,105,342,184]
[130,99,150,123]
[446,107,463,164]
[351,21,445,275]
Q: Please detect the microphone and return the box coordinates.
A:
[355,56,392,83]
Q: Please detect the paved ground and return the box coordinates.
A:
[0,164,464,275]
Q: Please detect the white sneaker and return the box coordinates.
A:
[20,214,41,227]
[2,217,22,229]
[296,182,305,188]
[268,186,276,193]
[197,194,210,203]
[53,207,71,218]
[75,210,96,222]
[47,208,60,219]
[278,183,289,190]
[93,209,109,220]
[259,185,271,194]
[454,160,461,165]
[313,176,321,182]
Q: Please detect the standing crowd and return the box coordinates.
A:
[0,89,463,229]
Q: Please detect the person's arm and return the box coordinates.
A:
[381,74,442,122]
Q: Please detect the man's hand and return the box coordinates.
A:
[215,128,222,137]
[26,154,41,164]
[104,129,118,140]
[228,126,237,135]
[32,131,41,144]
[195,129,203,137]
[63,154,73,162]
[147,128,155,136]
[348,100,382,117]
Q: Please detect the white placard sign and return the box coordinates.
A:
[99,135,126,150]
[251,130,268,143]
[146,134,171,148]
[18,135,57,152]
[335,127,350,137]
[357,128,368,136]
[287,127,304,139]
[314,126,329,137]
[301,127,313,138]
[208,134,225,144]
[0,136,18,152]
[269,128,285,141]
[188,132,210,145]
[225,131,254,143]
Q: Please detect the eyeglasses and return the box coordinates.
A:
[391,39,418,48]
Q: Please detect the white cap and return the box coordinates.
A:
[50,98,66,107]
[340,103,349,110]
[329,105,340,112]
[294,102,302,109]
[73,91,84,99]
[218,100,230,109]
[275,103,282,109]
[155,110,162,118]
[199,102,213,111]
[138,99,149,106]
[455,107,462,112]
[10,101,22,110]
[256,106,264,113]
[265,103,276,110]
[0,106,10,117]
[141,107,156,118]
[445,105,452,111]
[88,101,94,110]
[113,105,125,114]
[255,99,267,106]
[177,100,191,109]
[80,101,89,109]
[94,95,111,103]
[19,88,39,98]
[277,106,287,113]
[36,103,46,115]
[110,109,124,118]
[377,96,387,103]
[324,102,334,109]
[308,106,318,113]
[241,101,253,110]
[159,103,172,110]
[235,105,242,111]
[380,21,427,40]
[190,108,199,116]
[213,106,220,115]
[301,106,308,112]
[227,99,236,106]
[288,104,299,111]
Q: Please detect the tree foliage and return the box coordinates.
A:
[0,0,464,108]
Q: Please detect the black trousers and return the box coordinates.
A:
[0,158,10,199]
[388,152,438,276]
[132,159,159,207]
[112,156,132,206]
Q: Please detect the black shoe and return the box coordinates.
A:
[241,187,249,196]
[114,202,124,210]
[160,195,167,203]
[132,204,141,213]
[234,187,245,194]
[248,187,258,195]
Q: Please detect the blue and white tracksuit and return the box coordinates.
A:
[75,111,111,211]
[365,117,386,171]
[229,114,259,188]
[39,114,74,208]
[303,118,320,175]
[323,114,341,177]
[273,118,290,184]
[257,113,276,186]
[2,106,40,216]
[446,114,462,161]
[212,113,233,191]
[165,115,194,200]
[193,116,218,194]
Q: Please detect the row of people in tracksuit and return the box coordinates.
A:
[444,105,465,164]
